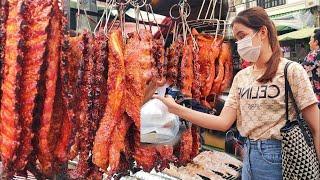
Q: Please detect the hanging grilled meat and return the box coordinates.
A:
[133,130,158,172]
[0,0,25,176]
[179,44,194,97]
[68,32,96,179]
[153,39,165,82]
[54,33,83,163]
[166,38,183,86]
[192,51,201,101]
[14,0,52,172]
[0,0,8,108]
[92,30,125,171]
[175,125,193,166]
[190,125,200,159]
[37,0,62,176]
[219,42,233,92]
[156,145,177,171]
[108,114,132,176]
[211,38,227,95]
[125,30,155,130]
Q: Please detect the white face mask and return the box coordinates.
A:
[236,32,261,63]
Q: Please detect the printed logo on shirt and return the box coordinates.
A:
[238,85,280,99]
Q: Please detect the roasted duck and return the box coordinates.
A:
[219,42,233,92]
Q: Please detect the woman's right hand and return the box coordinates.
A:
[153,95,179,113]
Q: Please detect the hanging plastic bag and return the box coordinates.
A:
[140,87,180,144]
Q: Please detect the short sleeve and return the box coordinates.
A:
[224,74,240,110]
[287,62,318,110]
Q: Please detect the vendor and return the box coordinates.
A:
[302,28,320,106]
[150,7,319,180]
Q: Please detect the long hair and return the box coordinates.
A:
[231,7,281,83]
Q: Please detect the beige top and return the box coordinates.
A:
[225,58,318,140]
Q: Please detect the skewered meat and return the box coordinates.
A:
[219,42,233,92]
[166,38,183,85]
[0,0,25,176]
[108,114,132,176]
[184,163,225,180]
[0,0,8,108]
[191,51,201,101]
[68,32,95,179]
[133,130,158,172]
[37,0,62,175]
[54,34,83,163]
[93,30,125,170]
[175,125,193,166]
[14,0,52,171]
[156,145,176,171]
[190,125,200,159]
[153,39,165,82]
[179,44,194,97]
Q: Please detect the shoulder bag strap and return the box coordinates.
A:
[284,62,301,122]
[284,61,312,146]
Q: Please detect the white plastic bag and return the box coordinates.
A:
[140,98,180,144]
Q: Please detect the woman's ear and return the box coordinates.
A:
[259,26,268,40]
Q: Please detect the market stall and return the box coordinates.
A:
[0,0,242,179]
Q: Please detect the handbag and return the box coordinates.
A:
[281,62,320,180]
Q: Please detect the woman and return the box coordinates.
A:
[302,28,320,105]
[153,7,319,180]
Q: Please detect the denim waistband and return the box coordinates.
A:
[245,139,281,150]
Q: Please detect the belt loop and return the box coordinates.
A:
[245,139,252,178]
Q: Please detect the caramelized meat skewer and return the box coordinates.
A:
[153,39,165,82]
[0,0,8,108]
[54,33,83,163]
[14,0,52,171]
[175,125,193,166]
[179,44,194,97]
[0,0,25,176]
[192,51,201,101]
[93,30,125,170]
[156,145,177,171]
[133,130,158,172]
[190,125,201,159]
[68,32,95,179]
[37,0,62,176]
[166,38,183,86]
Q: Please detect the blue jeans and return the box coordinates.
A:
[242,139,282,180]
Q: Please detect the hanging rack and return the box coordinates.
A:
[184,0,230,39]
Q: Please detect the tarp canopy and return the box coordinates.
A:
[278,27,317,41]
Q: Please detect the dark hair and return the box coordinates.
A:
[313,28,320,47]
[231,7,281,83]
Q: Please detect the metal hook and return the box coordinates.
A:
[115,0,131,6]
[169,4,181,20]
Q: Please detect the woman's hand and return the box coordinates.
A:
[143,78,166,104]
[153,95,179,113]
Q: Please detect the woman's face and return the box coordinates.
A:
[232,23,261,47]
[309,36,318,51]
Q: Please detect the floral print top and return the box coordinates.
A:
[302,49,320,102]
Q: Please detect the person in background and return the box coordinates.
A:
[148,7,319,180]
[296,44,308,63]
[302,28,320,105]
